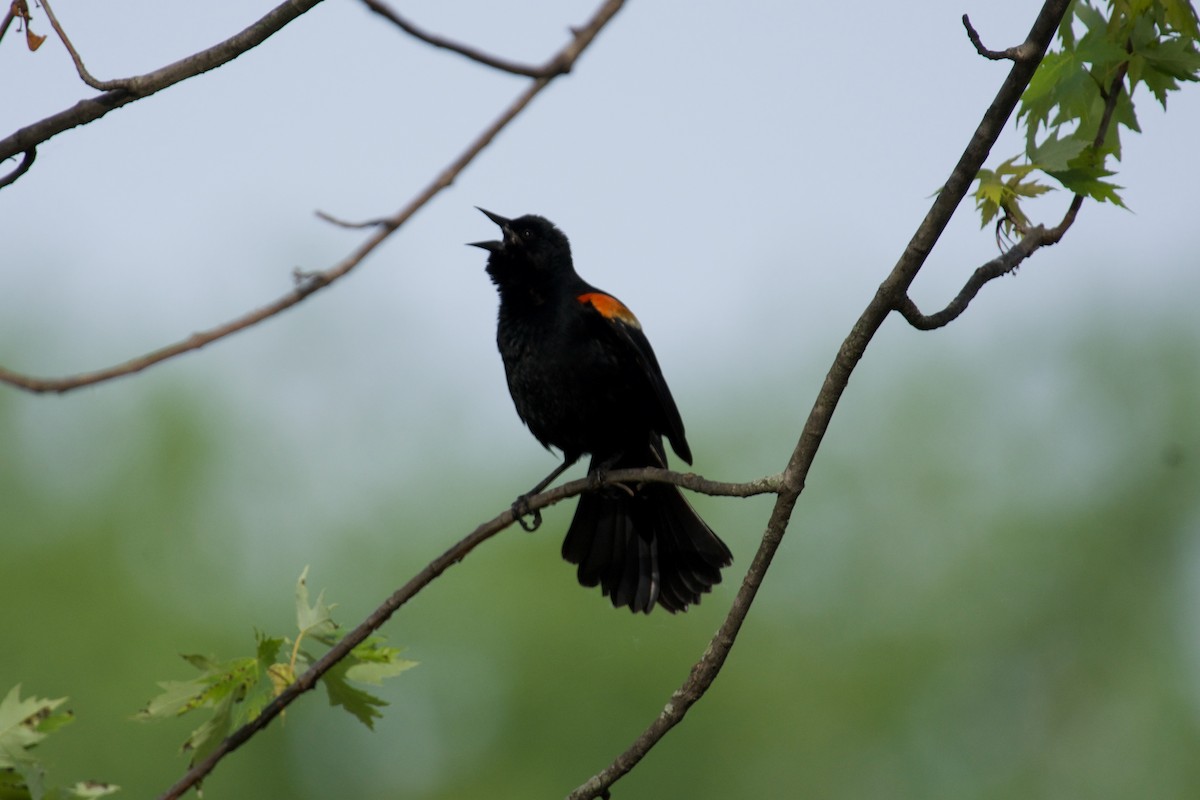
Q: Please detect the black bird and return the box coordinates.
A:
[471,208,732,613]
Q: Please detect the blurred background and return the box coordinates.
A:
[2,0,1199,797]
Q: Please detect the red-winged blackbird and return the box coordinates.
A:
[470,209,733,613]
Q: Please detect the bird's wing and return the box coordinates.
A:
[576,291,692,464]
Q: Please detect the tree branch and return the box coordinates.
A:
[1,2,18,46]
[898,58,1131,330]
[0,147,35,189]
[155,465,770,800]
[963,13,1040,62]
[361,0,549,77]
[37,0,121,91]
[567,1,1074,797]
[0,0,328,178]
[0,0,627,395]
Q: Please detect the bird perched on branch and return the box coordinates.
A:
[471,208,732,613]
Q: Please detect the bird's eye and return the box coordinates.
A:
[521,229,533,239]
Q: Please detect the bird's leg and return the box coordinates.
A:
[512,456,579,532]
[587,452,635,496]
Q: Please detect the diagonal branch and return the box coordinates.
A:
[155,464,772,800]
[0,0,627,395]
[0,0,327,176]
[567,1,1074,797]
[37,0,120,91]
[898,60,1130,330]
[361,0,548,77]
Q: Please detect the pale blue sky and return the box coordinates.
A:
[3,0,1198,559]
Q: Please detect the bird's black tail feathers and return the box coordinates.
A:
[562,456,732,613]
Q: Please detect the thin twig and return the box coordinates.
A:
[38,0,123,90]
[0,0,627,394]
[567,2,1073,797]
[361,0,548,77]
[313,210,390,229]
[898,59,1130,330]
[963,14,1037,62]
[1,3,17,46]
[0,0,327,174]
[896,228,1047,330]
[155,463,767,800]
[0,147,35,189]
[0,80,524,392]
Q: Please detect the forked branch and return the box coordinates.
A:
[0,0,626,394]
[568,1,1073,797]
[155,465,773,800]
[899,60,1130,330]
[0,0,327,170]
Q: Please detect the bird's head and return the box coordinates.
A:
[470,208,574,289]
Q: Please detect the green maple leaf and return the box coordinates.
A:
[321,662,389,730]
[0,687,117,799]
[1160,0,1200,38]
[1029,131,1090,171]
[973,158,1054,230]
[44,782,120,799]
[135,653,263,768]
[0,687,71,764]
[345,638,418,686]
[136,568,417,764]
[295,566,338,644]
[320,637,416,728]
[1046,166,1128,206]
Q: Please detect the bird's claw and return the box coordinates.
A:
[512,495,542,532]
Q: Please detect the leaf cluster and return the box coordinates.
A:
[974,0,1200,232]
[135,568,416,768]
[0,686,117,800]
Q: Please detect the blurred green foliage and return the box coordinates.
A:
[2,319,1198,799]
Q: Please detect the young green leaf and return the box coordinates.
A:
[0,687,117,799]
[43,782,120,799]
[0,686,71,761]
[1046,167,1127,206]
[138,569,416,764]
[321,662,389,730]
[345,638,418,686]
[295,565,338,644]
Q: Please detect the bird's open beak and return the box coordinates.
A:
[468,207,511,251]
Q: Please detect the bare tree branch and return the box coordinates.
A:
[0,0,327,177]
[0,0,627,395]
[36,0,119,90]
[155,464,771,800]
[1,2,18,46]
[567,2,1074,797]
[361,0,549,77]
[0,147,35,189]
[963,13,1040,62]
[896,228,1048,329]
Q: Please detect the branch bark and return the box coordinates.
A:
[0,0,326,171]
[899,59,1131,330]
[567,1,1073,796]
[37,0,120,91]
[154,465,770,800]
[361,0,550,77]
[0,0,626,395]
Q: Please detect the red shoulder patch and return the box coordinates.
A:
[577,292,641,329]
